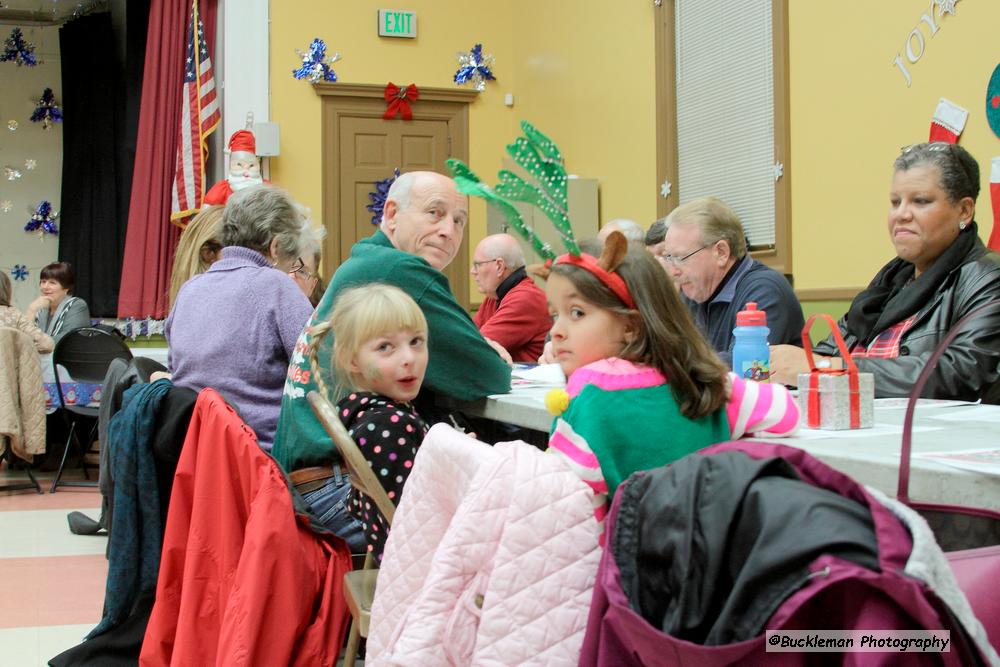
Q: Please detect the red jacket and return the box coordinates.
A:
[141,389,352,667]
[474,273,550,362]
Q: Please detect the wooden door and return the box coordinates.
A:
[317,84,476,309]
[339,117,451,283]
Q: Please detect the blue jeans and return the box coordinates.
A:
[299,470,367,553]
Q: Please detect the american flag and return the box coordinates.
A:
[170,0,220,222]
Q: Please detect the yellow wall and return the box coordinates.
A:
[509,0,658,227]
[270,3,997,296]
[268,0,516,251]
[788,1,999,290]
[268,1,657,275]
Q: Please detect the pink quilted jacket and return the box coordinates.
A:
[368,424,601,666]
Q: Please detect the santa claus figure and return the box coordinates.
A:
[204,129,265,206]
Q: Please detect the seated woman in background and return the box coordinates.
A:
[771,142,1000,401]
[167,204,225,310]
[544,233,799,525]
[24,262,90,344]
[0,270,54,352]
[289,239,323,307]
[166,185,316,449]
[307,284,430,559]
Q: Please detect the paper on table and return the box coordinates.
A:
[488,385,555,401]
[510,363,566,385]
[873,398,977,410]
[925,405,1000,423]
[915,449,1000,476]
[749,422,944,441]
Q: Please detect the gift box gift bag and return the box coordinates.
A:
[797,314,874,430]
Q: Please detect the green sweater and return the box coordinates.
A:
[271,230,512,471]
[549,359,730,498]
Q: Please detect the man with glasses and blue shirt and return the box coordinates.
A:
[660,197,804,364]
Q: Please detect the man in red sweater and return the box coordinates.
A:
[471,234,551,362]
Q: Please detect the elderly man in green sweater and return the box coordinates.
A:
[271,171,512,550]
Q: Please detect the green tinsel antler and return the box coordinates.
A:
[494,121,578,255]
[446,158,556,261]
[447,120,580,258]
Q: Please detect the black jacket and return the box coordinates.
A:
[814,236,1000,401]
[612,451,880,646]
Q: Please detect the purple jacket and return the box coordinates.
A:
[580,441,991,666]
[166,246,312,448]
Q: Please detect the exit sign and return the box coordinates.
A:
[379,9,417,38]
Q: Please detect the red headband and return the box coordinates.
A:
[552,253,636,310]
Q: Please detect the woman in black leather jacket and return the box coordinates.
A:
[772,142,1000,401]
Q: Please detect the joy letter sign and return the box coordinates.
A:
[891,0,959,87]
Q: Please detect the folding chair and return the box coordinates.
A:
[50,327,132,492]
[0,446,41,494]
[308,391,395,667]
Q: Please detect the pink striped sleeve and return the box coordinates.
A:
[726,373,800,438]
[549,430,600,469]
[548,418,610,529]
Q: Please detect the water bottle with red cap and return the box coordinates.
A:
[732,302,770,382]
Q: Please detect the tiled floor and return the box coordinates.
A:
[0,463,107,667]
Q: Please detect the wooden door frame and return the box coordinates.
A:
[314,82,478,307]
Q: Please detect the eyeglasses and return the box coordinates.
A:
[288,257,315,280]
[900,141,955,154]
[899,142,977,194]
[471,258,501,272]
[660,244,711,266]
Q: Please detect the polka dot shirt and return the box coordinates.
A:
[337,391,429,560]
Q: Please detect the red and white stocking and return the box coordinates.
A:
[928,98,968,144]
[988,157,1000,252]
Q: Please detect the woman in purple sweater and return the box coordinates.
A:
[166,185,318,449]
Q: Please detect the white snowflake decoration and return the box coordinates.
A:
[936,0,959,16]
[660,178,672,198]
[1,200,11,213]
[773,161,784,182]
[24,158,36,170]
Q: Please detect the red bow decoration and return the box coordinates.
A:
[383,82,419,120]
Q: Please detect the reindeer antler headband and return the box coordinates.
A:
[447,120,635,309]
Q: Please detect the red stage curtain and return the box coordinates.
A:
[117,0,217,319]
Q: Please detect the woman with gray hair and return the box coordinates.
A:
[166,185,315,448]
[772,142,1000,401]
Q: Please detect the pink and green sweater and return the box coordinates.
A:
[547,358,800,524]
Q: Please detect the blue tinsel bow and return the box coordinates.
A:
[30,88,63,127]
[454,43,495,89]
[24,201,58,236]
[366,168,401,225]
[11,264,28,281]
[0,27,37,67]
[293,38,340,83]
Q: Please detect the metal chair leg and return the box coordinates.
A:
[50,421,77,493]
[22,461,42,494]
[342,620,361,667]
[0,447,42,494]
